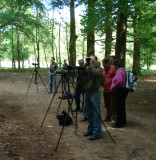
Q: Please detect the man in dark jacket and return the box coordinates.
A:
[83,55,103,141]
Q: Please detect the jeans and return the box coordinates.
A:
[49,73,57,93]
[85,92,102,138]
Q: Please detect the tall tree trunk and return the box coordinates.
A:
[17,28,20,69]
[105,28,112,58]
[105,0,113,58]
[82,37,85,59]
[44,49,48,68]
[12,26,15,68]
[36,7,40,68]
[22,34,24,68]
[51,18,55,57]
[132,8,141,75]
[69,0,77,66]
[87,0,96,57]
[65,8,69,62]
[115,0,128,68]
[58,23,61,66]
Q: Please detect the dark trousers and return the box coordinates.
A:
[75,83,84,110]
[114,87,128,127]
[103,92,116,121]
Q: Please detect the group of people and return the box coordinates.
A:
[49,55,128,141]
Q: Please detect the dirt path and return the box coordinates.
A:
[0,71,156,160]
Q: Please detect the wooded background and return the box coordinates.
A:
[0,0,156,75]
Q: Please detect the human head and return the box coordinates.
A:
[64,59,67,64]
[110,56,116,65]
[113,59,121,70]
[78,59,84,66]
[102,58,110,70]
[51,57,55,63]
[90,55,97,64]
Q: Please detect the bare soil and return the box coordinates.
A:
[0,71,156,160]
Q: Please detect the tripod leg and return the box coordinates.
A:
[55,102,71,152]
[56,97,63,116]
[38,72,50,94]
[26,71,35,97]
[41,76,62,127]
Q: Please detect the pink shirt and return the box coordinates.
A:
[111,68,126,91]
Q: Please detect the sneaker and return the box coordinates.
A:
[110,120,116,125]
[89,135,101,141]
[83,131,93,137]
[81,117,88,122]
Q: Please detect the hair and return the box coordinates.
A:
[90,55,98,61]
[51,57,55,60]
[78,59,84,64]
[110,56,116,59]
[102,58,110,64]
[113,59,121,68]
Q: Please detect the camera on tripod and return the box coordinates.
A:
[32,63,39,66]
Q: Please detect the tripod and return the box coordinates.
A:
[26,63,49,97]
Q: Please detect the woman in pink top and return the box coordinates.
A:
[111,60,128,128]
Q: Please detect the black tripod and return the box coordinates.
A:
[55,81,115,152]
[26,63,49,97]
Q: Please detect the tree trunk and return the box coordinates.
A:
[22,34,24,68]
[12,26,15,68]
[69,0,77,66]
[87,0,96,57]
[44,49,48,68]
[17,28,20,69]
[36,7,40,68]
[82,37,85,59]
[132,8,141,75]
[58,23,61,66]
[51,18,55,58]
[65,8,69,62]
[115,12,127,68]
[115,0,128,68]
[105,0,113,58]
[105,28,112,58]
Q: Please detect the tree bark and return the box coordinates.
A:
[17,28,20,69]
[87,0,96,57]
[69,0,77,66]
[12,26,15,68]
[132,8,141,75]
[115,12,127,68]
[115,0,128,68]
[105,0,113,58]
[58,23,61,66]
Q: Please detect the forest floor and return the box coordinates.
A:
[0,71,156,160]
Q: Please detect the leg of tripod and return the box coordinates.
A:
[37,71,50,94]
[41,76,62,128]
[26,71,35,97]
[55,98,73,152]
[79,83,115,143]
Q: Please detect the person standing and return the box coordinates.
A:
[110,56,116,65]
[102,58,116,125]
[111,59,128,128]
[49,57,58,93]
[62,59,68,70]
[83,55,103,141]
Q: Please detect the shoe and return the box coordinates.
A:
[73,108,80,112]
[81,117,88,122]
[111,123,125,128]
[110,120,116,125]
[79,108,83,113]
[89,135,101,141]
[83,131,93,137]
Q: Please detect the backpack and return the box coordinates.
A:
[126,72,138,92]
[57,110,73,126]
[120,68,138,92]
